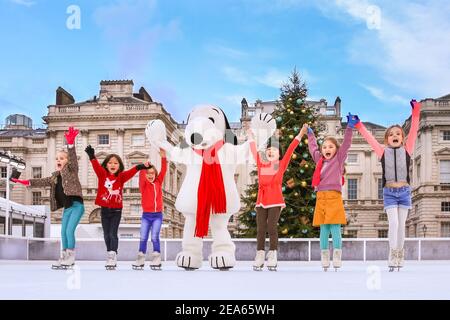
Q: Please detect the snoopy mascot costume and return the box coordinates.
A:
[146,106,275,270]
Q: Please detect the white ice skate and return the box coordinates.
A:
[332,249,342,271]
[149,252,162,270]
[51,250,67,270]
[266,250,277,271]
[105,251,117,270]
[61,249,75,269]
[321,250,330,272]
[253,250,265,271]
[388,248,398,272]
[132,252,145,270]
[396,248,404,271]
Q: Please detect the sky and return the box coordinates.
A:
[0,0,449,127]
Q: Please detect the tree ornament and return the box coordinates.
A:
[282,228,288,235]
[301,181,307,187]
[289,134,294,139]
[302,152,308,159]
[287,178,295,188]
[292,153,297,159]
[296,98,304,105]
[290,111,294,115]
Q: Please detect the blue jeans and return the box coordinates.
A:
[383,186,412,210]
[61,201,85,250]
[139,212,163,253]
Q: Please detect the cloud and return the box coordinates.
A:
[221,66,314,89]
[221,66,251,85]
[320,0,450,98]
[205,44,248,59]
[10,0,35,7]
[360,83,409,105]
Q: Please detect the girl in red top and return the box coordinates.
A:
[85,145,149,269]
[132,149,167,270]
[247,125,307,270]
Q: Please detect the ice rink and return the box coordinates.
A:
[1,260,449,300]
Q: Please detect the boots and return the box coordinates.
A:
[397,248,405,269]
[149,252,162,270]
[62,249,75,268]
[388,248,398,271]
[253,250,265,271]
[105,251,117,270]
[266,250,277,271]
[132,252,146,270]
[52,250,67,269]
[332,248,342,270]
[321,250,330,271]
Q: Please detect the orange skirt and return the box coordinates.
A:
[313,190,347,226]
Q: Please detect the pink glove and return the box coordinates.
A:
[11,178,30,186]
[64,126,79,145]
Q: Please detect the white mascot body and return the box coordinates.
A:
[146,106,275,270]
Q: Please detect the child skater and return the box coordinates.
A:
[353,100,421,271]
[132,149,167,270]
[84,145,150,270]
[11,127,84,270]
[247,125,307,271]
[306,114,357,271]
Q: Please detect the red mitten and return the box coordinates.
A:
[11,178,30,186]
[64,126,79,145]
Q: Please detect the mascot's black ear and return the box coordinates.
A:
[221,109,238,145]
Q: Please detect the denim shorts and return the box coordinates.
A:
[383,186,412,210]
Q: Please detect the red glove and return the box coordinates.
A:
[64,126,79,145]
[11,178,30,186]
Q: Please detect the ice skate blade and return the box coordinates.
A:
[150,265,162,271]
[253,266,263,271]
[216,266,232,271]
[105,266,116,270]
[267,266,277,272]
[323,267,329,272]
[388,266,395,272]
[132,265,144,270]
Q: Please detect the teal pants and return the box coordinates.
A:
[61,201,85,250]
[320,224,342,250]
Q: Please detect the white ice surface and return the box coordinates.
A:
[1,260,449,300]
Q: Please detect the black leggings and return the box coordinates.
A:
[256,206,282,251]
[101,207,122,253]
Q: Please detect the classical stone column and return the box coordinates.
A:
[47,130,57,175]
[116,128,125,160]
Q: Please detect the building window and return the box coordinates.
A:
[0,167,6,178]
[32,192,42,205]
[131,134,145,146]
[347,179,358,200]
[347,153,358,164]
[441,202,450,212]
[98,134,109,145]
[441,222,450,237]
[442,131,450,141]
[248,110,255,116]
[177,172,182,192]
[32,139,44,144]
[377,178,383,200]
[344,229,358,238]
[130,204,142,216]
[440,160,450,184]
[128,162,140,188]
[0,191,6,198]
[378,212,387,221]
[378,230,388,238]
[32,167,42,179]
[416,162,421,183]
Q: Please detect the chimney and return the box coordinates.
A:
[56,87,75,105]
[133,86,153,102]
[334,96,341,117]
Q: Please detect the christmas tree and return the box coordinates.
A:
[238,69,321,238]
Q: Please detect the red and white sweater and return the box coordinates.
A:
[91,159,139,209]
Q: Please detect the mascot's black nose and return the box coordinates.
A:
[190,133,203,145]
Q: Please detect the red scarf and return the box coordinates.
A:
[311,157,344,188]
[192,140,227,237]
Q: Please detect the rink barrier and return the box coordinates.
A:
[1,235,450,260]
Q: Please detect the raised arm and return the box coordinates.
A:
[280,137,300,173]
[307,128,323,164]
[156,156,167,182]
[405,100,421,155]
[85,145,106,179]
[64,127,79,173]
[354,122,384,159]
[337,127,353,162]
